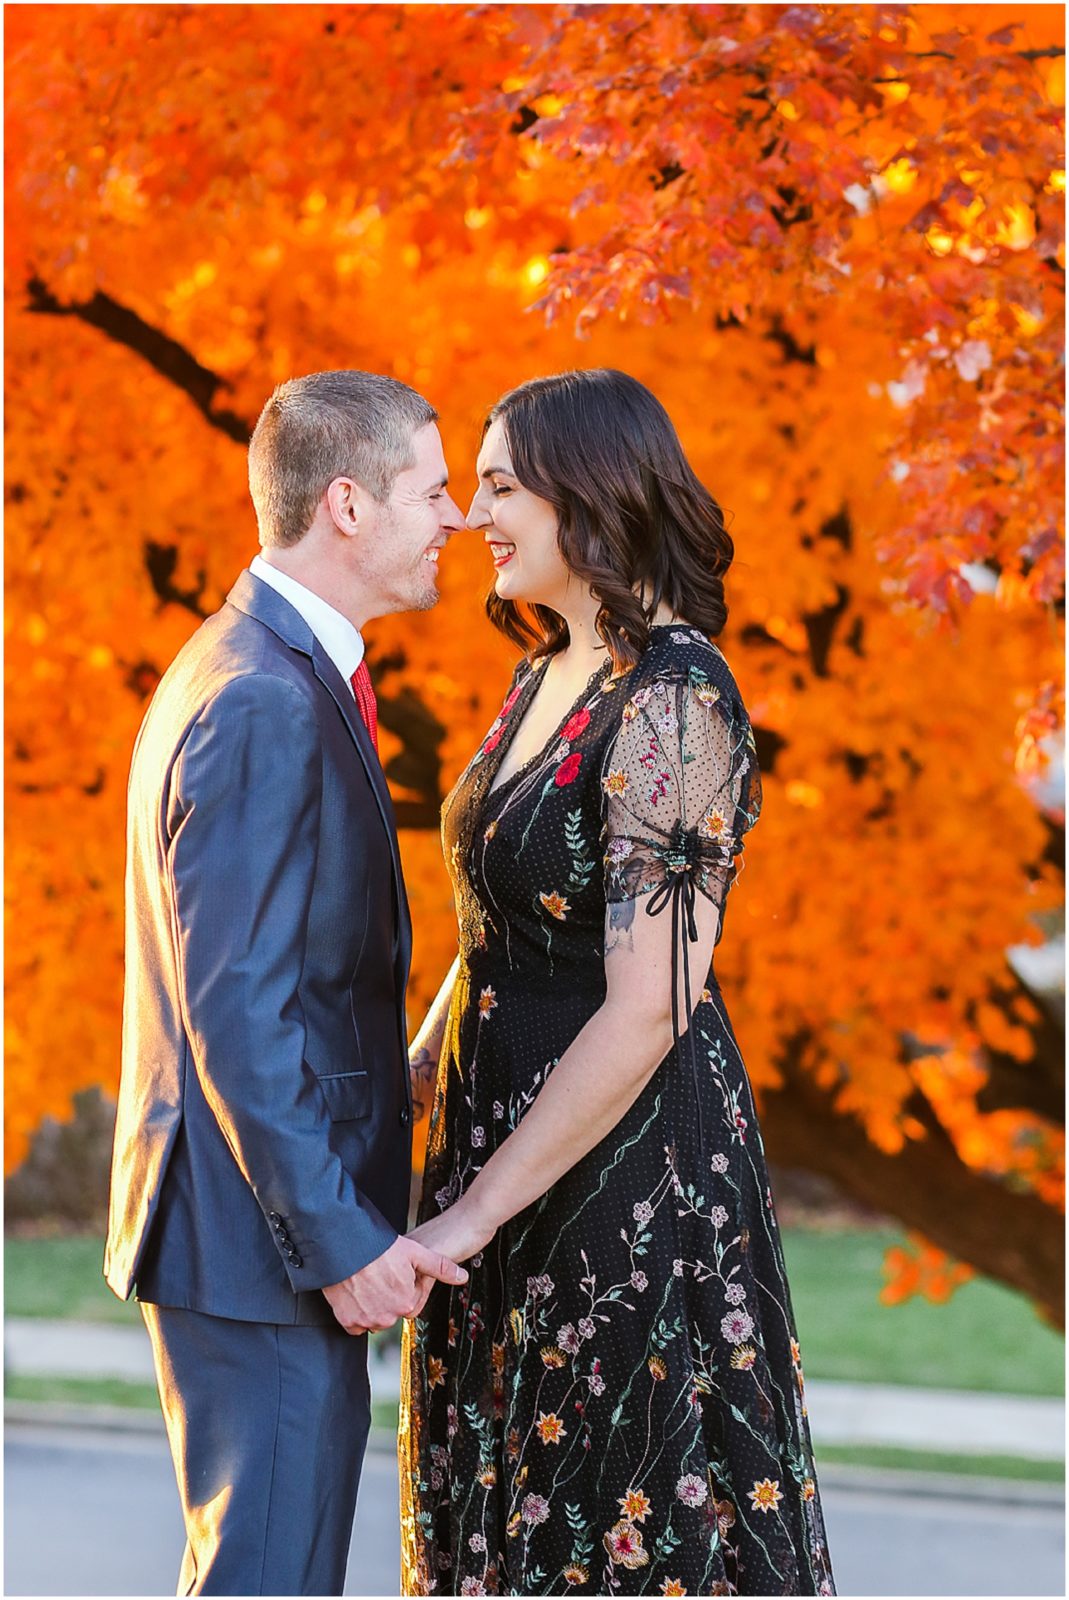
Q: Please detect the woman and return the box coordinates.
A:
[400,370,834,1598]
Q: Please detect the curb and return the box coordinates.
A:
[3,1402,397,1455]
[6,1404,1063,1506]
[5,1400,165,1436]
[813,1461,1064,1507]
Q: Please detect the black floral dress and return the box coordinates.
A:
[400,627,834,1598]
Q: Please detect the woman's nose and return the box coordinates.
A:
[467,488,491,530]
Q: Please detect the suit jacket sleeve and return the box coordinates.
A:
[166,671,398,1290]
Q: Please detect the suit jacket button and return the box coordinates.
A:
[399,1106,411,1128]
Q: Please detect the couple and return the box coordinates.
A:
[105,368,834,1598]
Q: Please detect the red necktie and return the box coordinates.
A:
[350,661,379,753]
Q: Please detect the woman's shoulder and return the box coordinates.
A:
[624,624,744,702]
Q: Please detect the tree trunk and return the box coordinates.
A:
[760,1055,1065,1329]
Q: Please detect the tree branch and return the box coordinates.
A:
[25,277,250,443]
[762,1032,1064,1324]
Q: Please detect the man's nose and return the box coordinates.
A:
[440,492,466,531]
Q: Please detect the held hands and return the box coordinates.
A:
[407,1193,497,1274]
[323,1234,468,1336]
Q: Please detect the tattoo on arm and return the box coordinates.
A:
[409,1044,438,1119]
[604,897,637,956]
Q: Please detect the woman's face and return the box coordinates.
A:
[468,418,572,609]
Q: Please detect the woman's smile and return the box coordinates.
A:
[487,538,515,568]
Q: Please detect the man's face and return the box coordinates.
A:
[365,424,464,615]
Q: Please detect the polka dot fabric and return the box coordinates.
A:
[400,627,835,1597]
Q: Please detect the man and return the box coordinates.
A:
[104,370,467,1596]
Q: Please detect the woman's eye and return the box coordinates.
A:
[492,485,512,497]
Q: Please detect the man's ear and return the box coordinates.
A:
[324,476,371,537]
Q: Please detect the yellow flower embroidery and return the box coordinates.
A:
[563,1565,590,1586]
[660,1582,688,1597]
[484,820,498,841]
[730,1344,757,1371]
[541,1345,566,1368]
[427,1356,446,1388]
[539,890,570,920]
[536,1411,566,1444]
[694,684,721,706]
[478,986,498,1019]
[748,1477,783,1514]
[477,1463,497,1487]
[602,768,629,795]
[699,808,726,839]
[618,1488,652,1523]
[648,1355,667,1382]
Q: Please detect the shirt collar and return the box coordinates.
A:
[250,555,364,686]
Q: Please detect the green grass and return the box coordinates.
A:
[5,1234,141,1324]
[5,1372,160,1410]
[6,1226,1065,1399]
[816,1442,1064,1484]
[780,1227,1065,1397]
[373,1397,400,1434]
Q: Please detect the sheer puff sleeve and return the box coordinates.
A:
[602,668,762,936]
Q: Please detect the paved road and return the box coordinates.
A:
[5,1423,1064,1597]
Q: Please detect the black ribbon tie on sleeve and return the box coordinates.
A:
[644,819,706,1162]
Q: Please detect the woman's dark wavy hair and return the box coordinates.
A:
[484,368,733,674]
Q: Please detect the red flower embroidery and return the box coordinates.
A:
[555,752,583,786]
[482,682,524,754]
[560,707,591,742]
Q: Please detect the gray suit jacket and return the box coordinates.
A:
[104,571,414,1325]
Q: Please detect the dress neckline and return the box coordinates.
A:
[484,653,613,802]
[481,624,710,804]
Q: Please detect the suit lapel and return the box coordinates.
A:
[311,642,413,952]
[226,571,414,983]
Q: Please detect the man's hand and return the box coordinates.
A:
[322,1235,468,1336]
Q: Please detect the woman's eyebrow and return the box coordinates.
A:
[480,464,515,480]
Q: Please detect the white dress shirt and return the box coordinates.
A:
[250,555,364,696]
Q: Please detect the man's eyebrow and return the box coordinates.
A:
[480,464,515,480]
[423,474,449,492]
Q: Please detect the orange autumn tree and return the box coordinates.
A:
[5,3,1064,1317]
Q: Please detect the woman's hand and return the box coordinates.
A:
[408,1194,497,1272]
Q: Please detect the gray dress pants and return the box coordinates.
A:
[141,1304,372,1597]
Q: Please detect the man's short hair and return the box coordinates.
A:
[248,370,438,548]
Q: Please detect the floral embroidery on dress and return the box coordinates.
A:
[401,631,835,1598]
[538,890,570,920]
